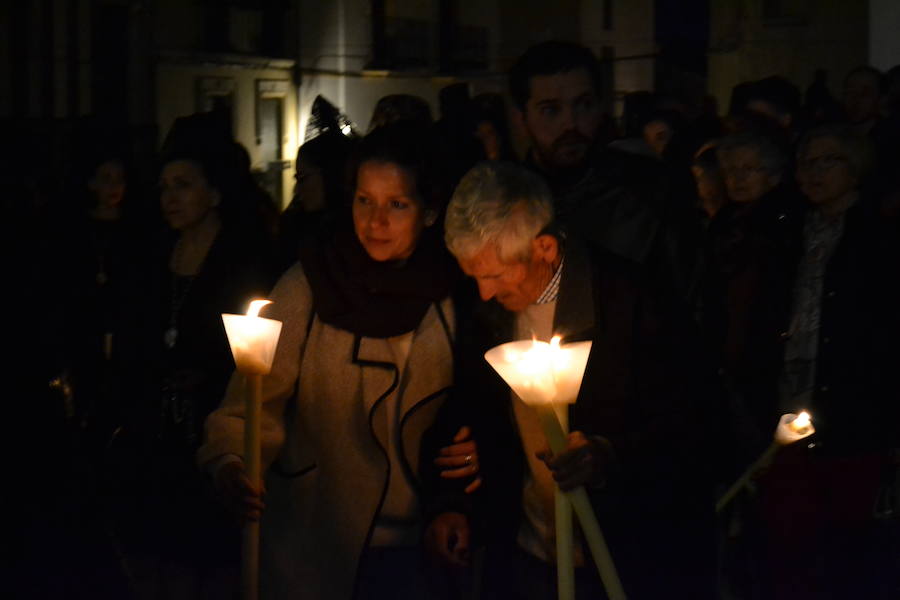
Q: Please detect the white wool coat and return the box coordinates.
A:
[199,263,454,599]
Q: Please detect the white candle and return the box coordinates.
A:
[222,299,283,375]
[222,299,283,600]
[717,411,816,513]
[485,337,627,600]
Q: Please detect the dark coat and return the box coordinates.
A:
[804,199,900,455]
[106,225,274,560]
[427,239,721,599]
[703,187,804,455]
[530,147,704,312]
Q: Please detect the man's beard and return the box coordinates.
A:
[537,130,593,172]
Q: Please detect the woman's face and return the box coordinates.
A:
[797,136,857,208]
[643,120,673,157]
[89,160,126,209]
[691,165,725,205]
[476,121,501,161]
[352,160,430,262]
[720,146,780,204]
[159,160,220,231]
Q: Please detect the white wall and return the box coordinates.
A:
[869,0,900,71]
[707,0,867,113]
[580,0,655,115]
[156,62,298,207]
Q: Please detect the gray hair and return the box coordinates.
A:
[445,162,554,262]
[716,131,788,176]
[796,123,875,181]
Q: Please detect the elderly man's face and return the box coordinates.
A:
[518,68,602,172]
[456,236,559,312]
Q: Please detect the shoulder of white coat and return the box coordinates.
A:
[438,296,456,339]
[266,262,313,322]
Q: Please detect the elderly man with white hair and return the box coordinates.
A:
[424,162,719,600]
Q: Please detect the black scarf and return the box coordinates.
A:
[299,224,458,338]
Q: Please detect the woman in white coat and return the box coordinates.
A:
[199,122,475,599]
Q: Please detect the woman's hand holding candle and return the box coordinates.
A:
[214,460,266,523]
[716,411,816,513]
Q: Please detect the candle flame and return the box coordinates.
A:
[793,411,811,430]
[246,299,272,318]
[550,335,561,350]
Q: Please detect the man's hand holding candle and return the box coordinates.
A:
[537,431,615,491]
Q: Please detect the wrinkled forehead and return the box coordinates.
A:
[459,243,521,275]
[720,145,763,165]
[800,135,842,157]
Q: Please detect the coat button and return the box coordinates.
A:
[826,290,836,298]
[780,331,790,340]
[820,385,829,392]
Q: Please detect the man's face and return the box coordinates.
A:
[456,238,557,312]
[518,68,602,172]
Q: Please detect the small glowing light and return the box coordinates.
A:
[790,411,811,433]
[246,299,272,318]
[341,124,352,136]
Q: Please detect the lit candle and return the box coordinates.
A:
[222,299,283,600]
[222,300,283,375]
[486,337,627,600]
[786,411,812,436]
[716,411,816,513]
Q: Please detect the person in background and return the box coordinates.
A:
[705,132,803,458]
[67,145,140,453]
[641,110,680,158]
[472,92,515,162]
[744,76,802,137]
[368,93,434,132]
[842,66,885,136]
[107,131,276,599]
[508,40,701,309]
[692,144,727,224]
[760,124,900,600]
[277,129,355,273]
[200,123,476,600]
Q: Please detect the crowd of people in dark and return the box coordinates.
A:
[5,39,900,600]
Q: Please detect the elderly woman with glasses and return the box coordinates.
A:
[703,131,804,459]
[757,123,900,600]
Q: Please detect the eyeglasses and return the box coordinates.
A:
[798,154,848,172]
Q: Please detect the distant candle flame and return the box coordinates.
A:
[247,299,272,318]
[791,410,812,433]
